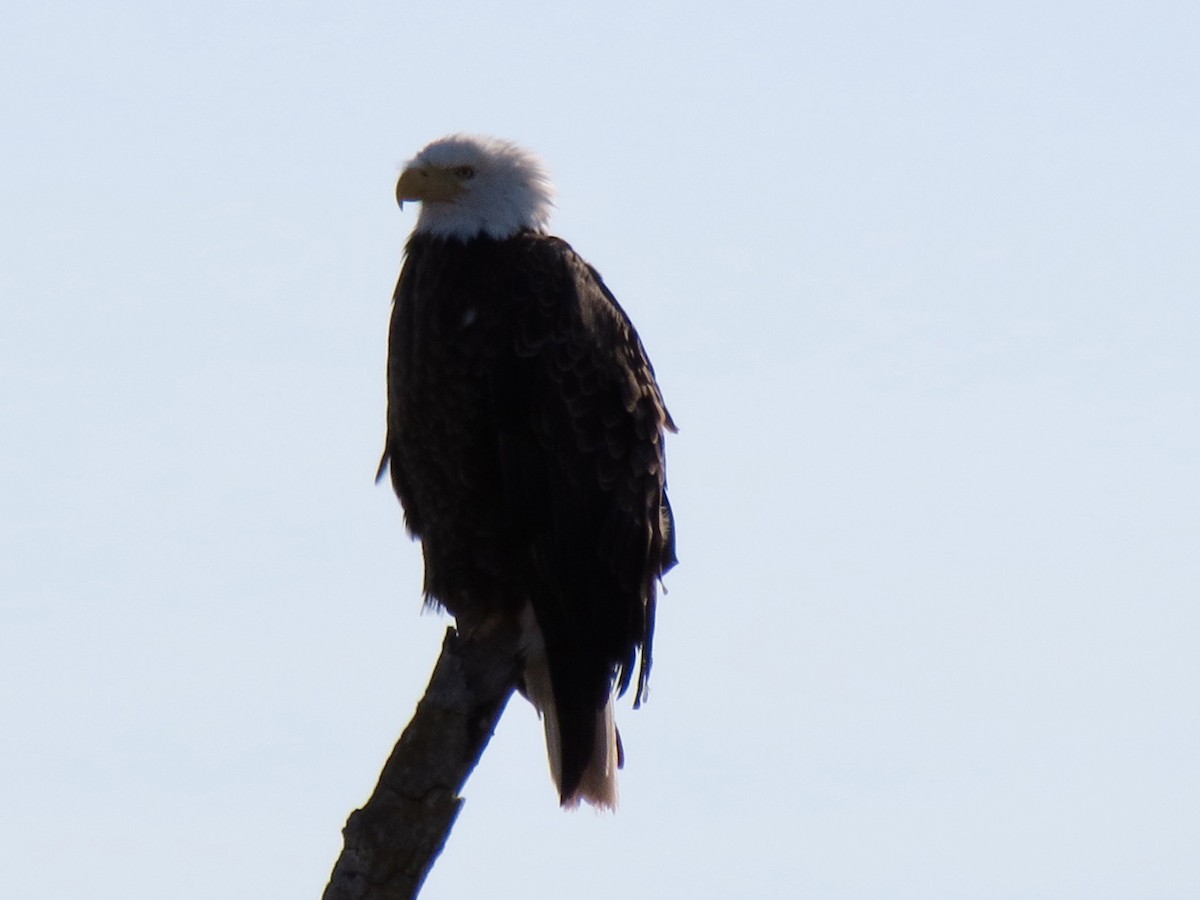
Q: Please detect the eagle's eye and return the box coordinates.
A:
[453,166,476,180]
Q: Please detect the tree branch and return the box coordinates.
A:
[322,625,522,900]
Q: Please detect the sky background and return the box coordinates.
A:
[3,1,1198,897]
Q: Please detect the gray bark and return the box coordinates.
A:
[322,625,521,900]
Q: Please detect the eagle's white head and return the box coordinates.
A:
[397,134,556,241]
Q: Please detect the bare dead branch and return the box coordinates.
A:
[322,625,521,900]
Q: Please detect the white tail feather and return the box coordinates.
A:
[518,604,619,810]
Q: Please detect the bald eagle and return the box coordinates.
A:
[377,135,676,809]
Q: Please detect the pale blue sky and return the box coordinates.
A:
[3,1,1199,897]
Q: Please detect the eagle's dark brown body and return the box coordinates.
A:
[379,229,675,803]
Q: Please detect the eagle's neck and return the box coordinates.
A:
[413,182,553,241]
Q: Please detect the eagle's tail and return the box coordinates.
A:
[518,604,620,810]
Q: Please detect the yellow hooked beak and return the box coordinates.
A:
[396,166,468,207]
